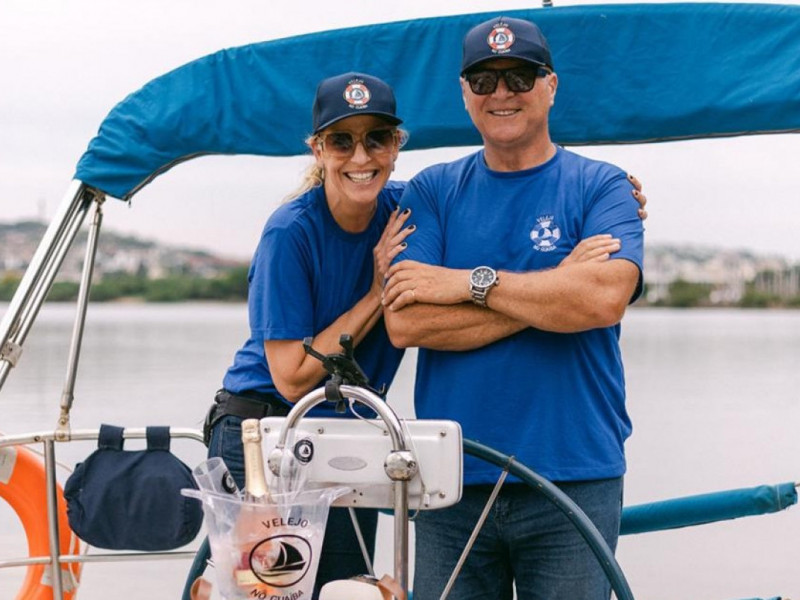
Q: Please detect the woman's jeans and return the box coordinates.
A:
[413,478,624,600]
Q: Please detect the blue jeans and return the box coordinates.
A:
[207,414,377,599]
[413,479,623,600]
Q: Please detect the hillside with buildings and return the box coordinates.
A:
[1,220,246,282]
[2,220,798,305]
[643,244,794,305]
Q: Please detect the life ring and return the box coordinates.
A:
[0,444,82,600]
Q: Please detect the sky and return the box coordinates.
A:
[1,0,798,261]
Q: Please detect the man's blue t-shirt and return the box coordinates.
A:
[223,183,406,418]
[398,147,644,483]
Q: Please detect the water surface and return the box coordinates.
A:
[1,304,797,599]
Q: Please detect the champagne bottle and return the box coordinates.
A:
[234,419,279,593]
[241,418,272,503]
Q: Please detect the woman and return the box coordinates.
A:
[202,72,412,598]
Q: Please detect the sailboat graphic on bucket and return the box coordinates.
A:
[251,535,313,587]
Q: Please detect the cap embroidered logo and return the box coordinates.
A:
[488,25,515,53]
[344,82,371,108]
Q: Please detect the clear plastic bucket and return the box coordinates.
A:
[185,487,346,599]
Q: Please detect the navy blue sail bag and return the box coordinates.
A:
[64,424,203,551]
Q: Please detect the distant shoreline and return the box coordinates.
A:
[5,220,800,308]
[1,298,798,310]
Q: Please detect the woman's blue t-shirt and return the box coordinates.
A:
[223,182,406,417]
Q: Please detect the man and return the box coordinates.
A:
[382,15,644,600]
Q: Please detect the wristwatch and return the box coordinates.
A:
[469,266,498,307]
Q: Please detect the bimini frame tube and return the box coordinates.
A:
[0,181,99,391]
[268,385,413,598]
[56,199,104,437]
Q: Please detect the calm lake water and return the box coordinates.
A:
[1,303,798,599]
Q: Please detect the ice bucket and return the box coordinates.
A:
[185,487,345,599]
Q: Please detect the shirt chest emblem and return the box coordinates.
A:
[530,215,561,252]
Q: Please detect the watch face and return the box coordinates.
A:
[471,266,496,288]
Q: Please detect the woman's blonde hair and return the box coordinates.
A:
[282,128,408,203]
[283,135,324,203]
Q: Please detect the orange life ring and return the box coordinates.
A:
[0,444,82,600]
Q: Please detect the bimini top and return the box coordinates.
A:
[74,3,800,201]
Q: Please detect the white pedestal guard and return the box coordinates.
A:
[260,417,462,510]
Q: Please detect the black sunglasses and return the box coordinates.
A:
[463,65,551,95]
[316,128,398,158]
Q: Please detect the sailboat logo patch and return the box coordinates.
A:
[487,25,515,53]
[294,438,314,464]
[250,535,313,587]
[344,82,371,108]
[220,469,238,494]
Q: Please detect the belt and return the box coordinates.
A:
[203,389,291,446]
[214,388,291,420]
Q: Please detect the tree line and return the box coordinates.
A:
[2,269,799,307]
[0,267,249,303]
[643,279,800,309]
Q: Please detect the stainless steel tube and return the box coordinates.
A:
[271,386,410,598]
[59,201,104,430]
[44,438,65,600]
[0,182,94,391]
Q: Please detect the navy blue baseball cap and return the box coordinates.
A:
[461,16,553,73]
[312,72,403,134]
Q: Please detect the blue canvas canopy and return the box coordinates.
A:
[74,3,800,201]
